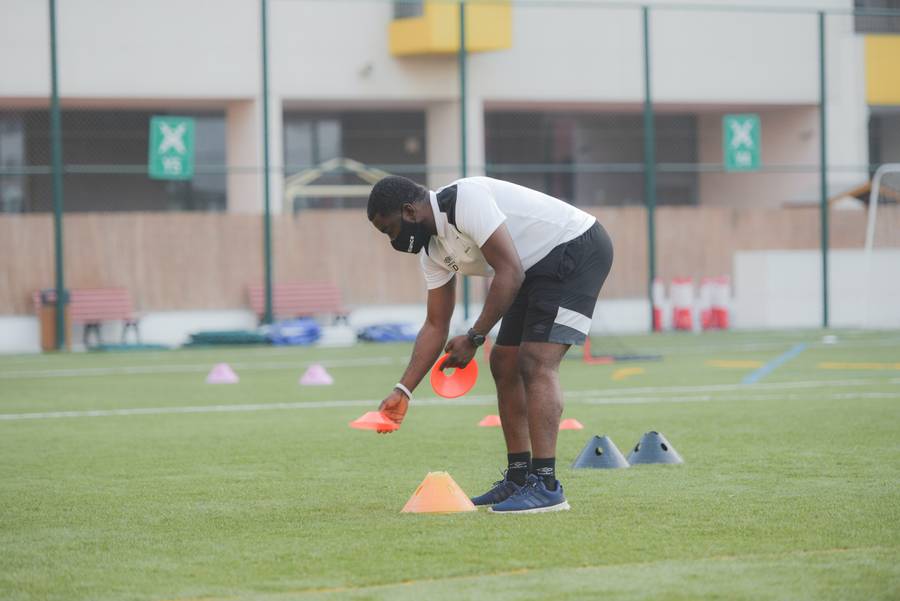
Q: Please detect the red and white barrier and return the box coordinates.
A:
[711,275,730,330]
[699,277,715,330]
[652,277,666,332]
[671,277,694,331]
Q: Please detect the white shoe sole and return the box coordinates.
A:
[489,500,571,514]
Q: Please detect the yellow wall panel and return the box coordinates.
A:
[866,35,900,105]
[390,1,512,57]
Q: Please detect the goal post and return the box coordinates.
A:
[863,163,900,328]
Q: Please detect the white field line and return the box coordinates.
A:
[0,356,404,379]
[1,379,897,422]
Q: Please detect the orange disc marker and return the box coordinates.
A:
[430,354,478,398]
[401,472,477,514]
[559,418,584,430]
[349,411,399,432]
[478,414,502,427]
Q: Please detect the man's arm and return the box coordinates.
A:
[471,223,525,337]
[378,276,456,426]
[442,223,524,369]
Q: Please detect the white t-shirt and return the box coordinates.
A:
[419,177,597,290]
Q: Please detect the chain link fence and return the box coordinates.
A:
[2,0,900,349]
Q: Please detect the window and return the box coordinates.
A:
[394,1,424,19]
[485,111,698,206]
[0,114,25,213]
[855,0,900,33]
[283,110,426,210]
[0,109,226,213]
[869,110,900,169]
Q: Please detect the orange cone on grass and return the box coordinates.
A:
[349,411,399,432]
[478,414,502,427]
[401,472,476,514]
[559,418,584,430]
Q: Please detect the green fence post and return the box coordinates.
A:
[49,0,66,349]
[818,11,830,329]
[260,0,274,325]
[642,6,657,333]
[458,0,470,320]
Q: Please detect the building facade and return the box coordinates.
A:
[1,0,898,215]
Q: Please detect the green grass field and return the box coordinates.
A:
[1,330,899,601]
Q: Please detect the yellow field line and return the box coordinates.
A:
[819,362,900,370]
[612,367,644,381]
[706,360,764,369]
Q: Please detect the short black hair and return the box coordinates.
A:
[367,175,427,221]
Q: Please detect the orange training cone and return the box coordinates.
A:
[559,418,584,430]
[349,411,399,433]
[478,414,502,427]
[401,471,477,514]
[430,354,478,398]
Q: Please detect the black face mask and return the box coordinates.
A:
[391,216,430,254]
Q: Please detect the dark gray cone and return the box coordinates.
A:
[571,435,630,469]
[626,431,684,465]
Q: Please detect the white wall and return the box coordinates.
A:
[0,316,40,354]
[1,0,858,106]
[733,249,900,329]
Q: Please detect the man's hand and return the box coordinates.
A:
[377,388,409,433]
[442,335,476,370]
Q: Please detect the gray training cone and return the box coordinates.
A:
[627,431,684,465]
[571,435,630,469]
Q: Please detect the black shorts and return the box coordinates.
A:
[496,221,613,347]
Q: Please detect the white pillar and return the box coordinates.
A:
[225,96,284,214]
[226,99,260,213]
[425,95,485,190]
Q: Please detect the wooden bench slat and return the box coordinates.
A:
[247,282,347,319]
[32,288,136,324]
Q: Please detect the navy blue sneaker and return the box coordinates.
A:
[470,472,525,506]
[490,475,570,513]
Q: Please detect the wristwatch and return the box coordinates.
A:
[467,328,486,347]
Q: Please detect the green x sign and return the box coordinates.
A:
[148,116,195,180]
[723,114,761,172]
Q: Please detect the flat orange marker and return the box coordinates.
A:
[706,360,764,369]
[478,414,502,427]
[819,362,900,370]
[349,411,399,433]
[430,354,478,398]
[559,418,584,430]
[401,472,477,514]
[612,367,644,381]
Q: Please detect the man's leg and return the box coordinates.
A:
[518,341,570,489]
[470,289,532,506]
[489,339,571,512]
[490,344,530,455]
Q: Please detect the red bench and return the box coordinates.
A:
[34,288,140,347]
[247,282,348,323]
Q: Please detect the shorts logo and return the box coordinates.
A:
[443,256,459,272]
[532,324,546,334]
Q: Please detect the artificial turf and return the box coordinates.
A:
[1,330,898,600]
